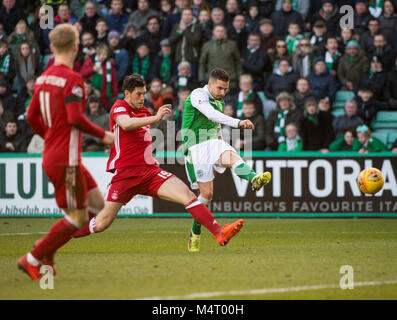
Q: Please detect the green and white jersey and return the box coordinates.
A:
[181,85,240,154]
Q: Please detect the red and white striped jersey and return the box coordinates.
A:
[27,63,105,167]
[106,99,157,174]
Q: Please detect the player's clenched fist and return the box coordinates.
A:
[239,119,255,130]
[155,104,172,121]
[102,131,115,146]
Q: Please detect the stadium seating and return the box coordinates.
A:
[332,91,355,108]
[372,132,388,146]
[387,132,397,148]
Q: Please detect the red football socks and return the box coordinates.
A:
[185,198,221,235]
[30,217,78,261]
[71,212,97,238]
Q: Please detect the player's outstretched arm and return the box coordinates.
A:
[116,105,172,131]
[190,90,252,129]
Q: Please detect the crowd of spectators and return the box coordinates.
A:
[1,0,397,154]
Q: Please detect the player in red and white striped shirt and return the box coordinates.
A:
[71,74,244,249]
[18,24,114,280]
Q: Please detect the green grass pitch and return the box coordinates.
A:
[1,218,397,300]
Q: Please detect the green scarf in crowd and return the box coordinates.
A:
[275,109,288,143]
[304,109,318,126]
[0,54,10,74]
[132,54,150,78]
[92,57,113,99]
[160,54,171,83]
[236,91,252,117]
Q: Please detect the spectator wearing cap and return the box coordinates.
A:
[104,0,130,34]
[275,0,310,21]
[227,13,249,53]
[107,30,129,85]
[307,56,338,102]
[292,38,320,77]
[131,42,153,82]
[78,1,102,36]
[149,38,175,85]
[137,16,162,57]
[83,95,109,152]
[309,20,328,53]
[161,0,190,39]
[169,61,199,93]
[337,40,369,90]
[356,124,388,153]
[299,99,334,152]
[0,0,25,35]
[128,0,159,33]
[385,56,397,110]
[323,37,341,77]
[355,55,388,102]
[169,7,202,78]
[292,77,316,110]
[311,0,340,37]
[354,0,372,36]
[333,99,364,138]
[366,33,395,71]
[0,118,26,152]
[355,86,382,127]
[264,57,298,112]
[199,24,242,90]
[259,19,280,55]
[242,33,269,91]
[271,0,304,37]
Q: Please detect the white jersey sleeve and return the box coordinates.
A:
[190,89,240,128]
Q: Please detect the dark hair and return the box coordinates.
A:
[288,21,300,27]
[243,99,255,106]
[209,68,230,82]
[122,74,146,92]
[146,15,160,25]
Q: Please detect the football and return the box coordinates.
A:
[357,168,384,194]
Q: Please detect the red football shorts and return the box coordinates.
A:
[105,166,174,204]
[43,164,98,210]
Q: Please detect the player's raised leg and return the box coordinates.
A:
[157,176,244,246]
[219,150,272,191]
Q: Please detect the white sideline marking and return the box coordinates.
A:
[0,232,47,236]
[137,280,397,300]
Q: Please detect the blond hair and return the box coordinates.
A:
[49,24,79,53]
